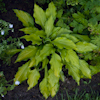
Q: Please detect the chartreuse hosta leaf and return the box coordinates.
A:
[52,37,77,50]
[61,34,79,43]
[76,42,97,53]
[20,29,46,38]
[19,27,38,34]
[33,4,46,28]
[50,53,62,77]
[29,57,36,68]
[45,16,54,37]
[72,34,90,42]
[46,2,57,20]
[65,63,80,85]
[79,60,91,79]
[21,34,42,45]
[14,61,30,84]
[42,58,49,69]
[13,9,34,27]
[39,77,50,99]
[48,69,59,97]
[15,46,38,62]
[27,69,40,90]
[65,49,80,69]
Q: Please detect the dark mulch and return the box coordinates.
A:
[1,0,100,100]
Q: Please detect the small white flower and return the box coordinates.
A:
[9,24,13,28]
[21,45,24,49]
[1,94,4,97]
[15,81,20,85]
[1,30,5,35]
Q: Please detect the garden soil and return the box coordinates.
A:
[0,0,100,100]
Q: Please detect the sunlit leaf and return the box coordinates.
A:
[14,62,30,84]
[61,34,79,42]
[48,69,59,97]
[48,82,59,97]
[60,71,65,82]
[89,65,100,75]
[45,16,54,37]
[20,27,38,34]
[48,69,59,87]
[42,58,49,68]
[51,28,72,39]
[79,60,91,78]
[50,53,62,77]
[65,63,80,85]
[60,49,67,62]
[39,78,50,99]
[76,42,97,53]
[27,69,40,90]
[72,34,90,42]
[52,37,77,50]
[15,46,38,62]
[21,34,42,45]
[65,49,80,69]
[13,9,34,27]
[6,49,22,55]
[33,4,46,28]
[29,57,36,68]
[46,2,56,20]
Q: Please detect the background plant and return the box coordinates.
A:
[0,71,14,99]
[0,19,23,66]
[11,1,100,99]
[0,0,7,13]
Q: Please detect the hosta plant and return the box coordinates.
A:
[13,2,97,99]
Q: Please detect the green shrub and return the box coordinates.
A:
[12,1,100,99]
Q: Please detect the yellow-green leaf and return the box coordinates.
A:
[21,34,42,45]
[48,69,59,87]
[45,16,54,37]
[50,53,62,77]
[39,78,50,99]
[52,37,77,50]
[79,60,91,79]
[61,34,79,43]
[65,49,80,68]
[76,42,97,53]
[72,34,90,42]
[33,4,46,28]
[35,44,54,65]
[42,58,49,68]
[14,62,30,84]
[66,63,80,85]
[6,49,22,55]
[51,27,72,39]
[15,46,38,62]
[13,9,34,27]
[89,65,100,75]
[60,49,67,62]
[60,71,65,82]
[46,2,56,20]
[29,57,36,68]
[48,82,59,97]
[20,27,38,34]
[27,69,40,90]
